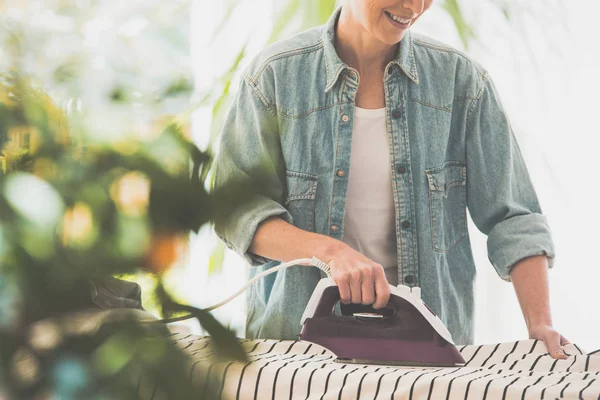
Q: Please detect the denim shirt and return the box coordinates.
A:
[213,7,555,345]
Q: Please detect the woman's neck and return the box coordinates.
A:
[335,7,397,76]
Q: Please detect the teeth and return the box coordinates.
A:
[387,11,411,24]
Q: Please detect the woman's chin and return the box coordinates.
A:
[377,31,407,45]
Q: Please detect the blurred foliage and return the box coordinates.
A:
[0,0,249,393]
[0,72,247,399]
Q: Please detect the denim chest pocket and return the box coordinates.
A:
[425,162,467,252]
[285,171,317,232]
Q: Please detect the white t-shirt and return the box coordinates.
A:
[341,106,399,285]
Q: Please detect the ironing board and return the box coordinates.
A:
[141,332,600,399]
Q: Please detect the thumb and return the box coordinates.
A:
[546,333,568,360]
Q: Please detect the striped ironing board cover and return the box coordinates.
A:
[146,333,600,399]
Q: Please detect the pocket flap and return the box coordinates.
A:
[285,171,317,204]
[426,162,466,194]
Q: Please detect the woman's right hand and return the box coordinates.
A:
[318,240,391,309]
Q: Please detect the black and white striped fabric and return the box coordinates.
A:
[151,333,600,399]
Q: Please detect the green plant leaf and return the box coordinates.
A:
[442,0,475,49]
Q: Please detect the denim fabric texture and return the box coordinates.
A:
[213,7,555,345]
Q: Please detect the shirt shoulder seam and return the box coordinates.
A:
[413,38,490,103]
[249,40,324,85]
[241,74,277,117]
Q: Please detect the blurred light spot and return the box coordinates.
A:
[53,357,89,395]
[61,202,97,249]
[4,173,65,229]
[10,347,40,387]
[110,171,150,217]
[29,320,63,352]
[145,233,182,275]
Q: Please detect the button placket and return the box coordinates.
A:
[329,83,357,240]
[384,78,418,286]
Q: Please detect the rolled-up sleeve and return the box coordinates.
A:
[212,74,292,266]
[465,71,555,281]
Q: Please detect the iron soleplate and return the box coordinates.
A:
[334,358,465,368]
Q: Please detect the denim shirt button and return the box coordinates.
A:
[404,275,415,284]
[401,220,411,229]
[392,109,401,119]
[341,114,349,122]
[396,165,406,174]
[336,169,345,177]
[331,224,340,232]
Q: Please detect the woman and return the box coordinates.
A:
[213,0,568,359]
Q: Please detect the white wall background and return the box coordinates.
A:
[187,0,600,351]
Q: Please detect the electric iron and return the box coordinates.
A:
[299,278,466,367]
[155,256,465,367]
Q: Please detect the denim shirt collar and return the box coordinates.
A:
[321,6,420,92]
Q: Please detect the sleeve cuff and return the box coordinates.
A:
[486,213,555,281]
[216,197,292,267]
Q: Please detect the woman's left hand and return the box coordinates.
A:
[529,325,570,360]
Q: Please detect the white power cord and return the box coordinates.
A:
[204,256,331,311]
[152,257,331,324]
